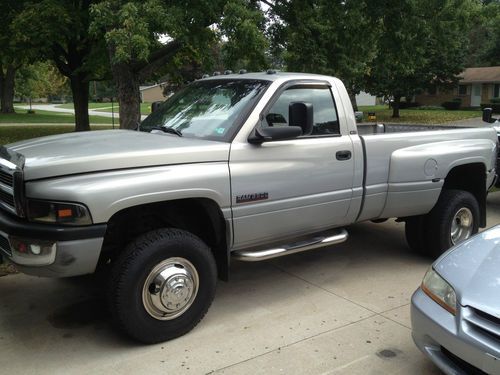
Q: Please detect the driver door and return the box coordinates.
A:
[229,82,355,249]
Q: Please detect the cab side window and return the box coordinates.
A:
[265,85,339,135]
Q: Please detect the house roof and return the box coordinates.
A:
[459,66,500,84]
[139,82,168,91]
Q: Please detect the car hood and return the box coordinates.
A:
[435,225,500,318]
[5,130,230,180]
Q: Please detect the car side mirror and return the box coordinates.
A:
[289,102,314,135]
[248,126,303,144]
[151,101,163,113]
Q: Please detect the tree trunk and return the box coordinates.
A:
[348,90,358,111]
[1,65,16,114]
[392,95,401,118]
[112,62,141,130]
[69,75,90,131]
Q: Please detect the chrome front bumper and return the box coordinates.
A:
[411,288,500,375]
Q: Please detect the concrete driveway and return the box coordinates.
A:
[2,193,500,374]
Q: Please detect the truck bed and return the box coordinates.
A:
[355,126,497,222]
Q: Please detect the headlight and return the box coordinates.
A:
[421,268,457,315]
[26,199,92,226]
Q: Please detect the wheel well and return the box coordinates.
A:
[99,198,229,280]
[442,163,487,227]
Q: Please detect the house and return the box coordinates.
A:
[415,66,500,108]
[140,82,168,102]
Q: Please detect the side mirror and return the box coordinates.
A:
[151,101,163,113]
[248,126,303,144]
[289,102,313,135]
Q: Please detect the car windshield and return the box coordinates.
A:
[140,79,270,142]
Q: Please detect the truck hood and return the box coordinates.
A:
[435,226,500,318]
[6,130,230,180]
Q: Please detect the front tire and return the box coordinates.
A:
[424,189,479,258]
[108,228,217,343]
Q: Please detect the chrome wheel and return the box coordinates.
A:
[142,257,199,320]
[450,207,473,245]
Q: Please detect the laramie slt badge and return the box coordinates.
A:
[236,192,269,204]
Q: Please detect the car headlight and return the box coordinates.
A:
[421,268,457,315]
[26,199,92,226]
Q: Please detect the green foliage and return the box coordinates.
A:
[16,62,69,100]
[365,0,476,116]
[466,1,500,66]
[91,1,162,64]
[219,0,269,71]
[269,0,380,95]
[442,99,462,110]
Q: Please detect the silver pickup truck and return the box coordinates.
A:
[0,72,497,343]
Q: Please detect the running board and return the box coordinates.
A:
[232,229,348,262]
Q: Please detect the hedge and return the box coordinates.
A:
[480,103,500,113]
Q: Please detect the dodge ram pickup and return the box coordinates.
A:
[0,72,497,343]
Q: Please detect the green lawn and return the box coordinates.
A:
[0,125,113,145]
[358,105,482,124]
[57,102,152,115]
[1,109,112,124]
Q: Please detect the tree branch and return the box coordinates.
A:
[135,40,183,81]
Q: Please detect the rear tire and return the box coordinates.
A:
[108,228,217,344]
[424,189,479,258]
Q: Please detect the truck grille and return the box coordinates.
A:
[0,233,11,256]
[464,307,500,346]
[0,158,20,216]
[0,170,13,186]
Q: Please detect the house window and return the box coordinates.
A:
[458,85,467,95]
[494,84,500,98]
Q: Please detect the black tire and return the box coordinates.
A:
[405,215,426,253]
[424,189,480,258]
[108,228,217,344]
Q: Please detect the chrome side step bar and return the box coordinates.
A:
[232,229,348,262]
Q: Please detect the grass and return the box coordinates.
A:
[358,105,482,124]
[0,125,113,145]
[57,102,152,115]
[1,109,112,124]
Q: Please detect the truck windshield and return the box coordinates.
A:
[140,79,269,142]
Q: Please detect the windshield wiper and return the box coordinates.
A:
[151,126,183,137]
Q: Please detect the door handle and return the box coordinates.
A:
[336,150,352,161]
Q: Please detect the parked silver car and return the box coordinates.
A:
[412,225,500,374]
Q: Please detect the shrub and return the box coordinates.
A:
[491,98,500,104]
[442,98,461,110]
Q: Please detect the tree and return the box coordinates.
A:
[13,0,108,131]
[219,0,269,71]
[16,62,69,106]
[365,0,476,117]
[265,0,380,110]
[91,0,269,129]
[466,0,500,66]
[0,0,32,113]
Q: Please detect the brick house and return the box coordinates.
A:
[415,66,500,108]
